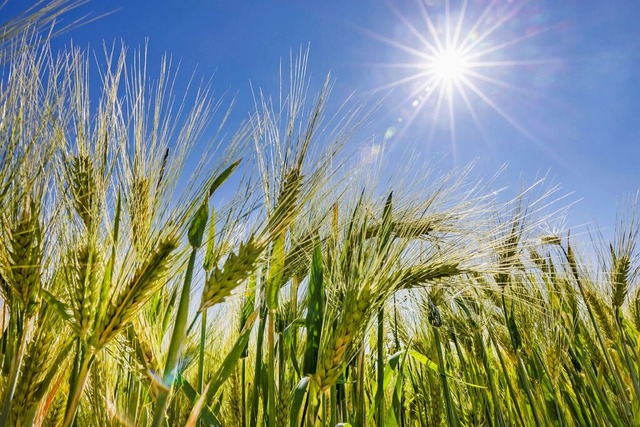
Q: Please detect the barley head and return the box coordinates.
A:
[584,288,614,338]
[69,244,100,338]
[70,154,96,229]
[130,176,152,252]
[4,208,42,314]
[268,167,302,236]
[98,238,177,348]
[610,250,631,310]
[199,238,264,311]
[42,385,68,427]
[11,306,60,424]
[314,288,371,391]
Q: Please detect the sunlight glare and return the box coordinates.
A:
[430,47,469,84]
[364,0,557,151]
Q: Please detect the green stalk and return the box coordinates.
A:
[355,345,365,426]
[417,367,428,427]
[278,325,286,425]
[266,231,284,427]
[250,303,267,427]
[376,307,385,426]
[151,249,197,427]
[339,377,348,423]
[305,382,319,426]
[291,275,299,351]
[1,303,7,374]
[134,377,142,424]
[241,359,247,427]
[267,309,277,427]
[62,352,94,427]
[564,362,591,425]
[330,386,337,427]
[393,296,405,427]
[64,339,82,424]
[433,327,457,427]
[475,330,506,427]
[197,310,207,427]
[321,393,327,427]
[451,331,479,418]
[126,360,137,421]
[0,314,27,426]
[516,357,542,427]
[152,201,207,427]
[198,310,207,393]
[489,330,525,425]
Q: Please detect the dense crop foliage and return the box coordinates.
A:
[0,6,639,427]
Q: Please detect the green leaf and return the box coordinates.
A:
[383,351,404,390]
[407,349,439,373]
[177,374,221,426]
[283,317,306,376]
[208,159,241,198]
[41,289,75,328]
[290,376,310,427]
[162,285,179,334]
[391,348,410,424]
[385,409,400,427]
[185,382,211,427]
[188,202,208,248]
[303,240,324,375]
[508,306,522,350]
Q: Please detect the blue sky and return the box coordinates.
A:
[2,0,639,238]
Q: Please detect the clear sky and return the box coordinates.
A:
[2,0,639,238]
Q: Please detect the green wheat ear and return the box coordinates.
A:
[314,288,371,392]
[268,166,302,236]
[130,176,152,251]
[199,238,265,311]
[70,244,100,338]
[98,237,177,348]
[70,154,96,229]
[4,209,42,312]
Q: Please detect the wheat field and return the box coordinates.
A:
[0,2,639,427]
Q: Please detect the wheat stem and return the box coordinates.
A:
[62,351,93,427]
[152,249,197,427]
[0,316,28,427]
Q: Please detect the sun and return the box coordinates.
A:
[363,0,556,150]
[429,47,470,85]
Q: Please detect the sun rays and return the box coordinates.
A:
[365,0,560,156]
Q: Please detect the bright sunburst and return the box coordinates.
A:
[365,0,559,152]
[429,46,470,85]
